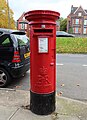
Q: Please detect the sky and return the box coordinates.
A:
[9,0,87,20]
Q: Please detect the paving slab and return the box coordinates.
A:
[0,88,29,107]
[53,115,80,120]
[56,96,87,120]
[10,108,52,120]
[0,106,18,120]
[0,88,87,120]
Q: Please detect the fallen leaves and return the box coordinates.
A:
[77,84,80,87]
[21,105,30,110]
[57,91,63,96]
[57,82,80,97]
[57,83,64,96]
[60,83,80,87]
[61,84,65,87]
[15,86,22,89]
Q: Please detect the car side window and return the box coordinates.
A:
[0,36,11,47]
[2,38,10,46]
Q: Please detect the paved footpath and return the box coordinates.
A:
[0,88,87,120]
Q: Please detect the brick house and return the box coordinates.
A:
[67,5,87,35]
[17,12,30,37]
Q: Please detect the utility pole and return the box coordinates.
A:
[7,0,10,29]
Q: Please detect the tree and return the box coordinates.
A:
[0,0,15,29]
[68,27,73,34]
[58,18,67,31]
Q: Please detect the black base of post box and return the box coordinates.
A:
[30,91,55,115]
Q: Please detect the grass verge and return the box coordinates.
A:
[56,37,87,54]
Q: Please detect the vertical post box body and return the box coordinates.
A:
[25,10,60,115]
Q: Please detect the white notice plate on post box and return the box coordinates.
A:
[38,37,48,53]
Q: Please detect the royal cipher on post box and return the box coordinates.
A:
[25,10,60,115]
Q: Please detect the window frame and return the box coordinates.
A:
[20,23,25,29]
[83,28,86,34]
[75,19,79,24]
[78,12,82,16]
[75,27,79,33]
[84,20,87,25]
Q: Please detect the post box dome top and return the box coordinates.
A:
[25,10,60,21]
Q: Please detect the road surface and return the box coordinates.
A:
[57,54,87,102]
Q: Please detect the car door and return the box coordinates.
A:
[0,34,14,62]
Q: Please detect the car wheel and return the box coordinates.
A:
[0,68,11,87]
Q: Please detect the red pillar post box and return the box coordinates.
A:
[25,10,60,115]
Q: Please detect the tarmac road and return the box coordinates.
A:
[57,54,87,102]
[8,54,87,102]
[8,71,30,91]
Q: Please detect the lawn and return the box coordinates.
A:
[56,37,87,53]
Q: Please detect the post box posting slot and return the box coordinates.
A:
[33,29,53,36]
[34,29,53,33]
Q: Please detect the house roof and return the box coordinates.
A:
[71,7,78,14]
[17,12,25,21]
[71,5,87,14]
[85,10,87,13]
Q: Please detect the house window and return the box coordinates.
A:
[78,13,82,16]
[25,24,27,29]
[83,28,86,34]
[84,20,87,25]
[75,19,79,24]
[22,17,25,21]
[21,23,25,29]
[75,27,79,33]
